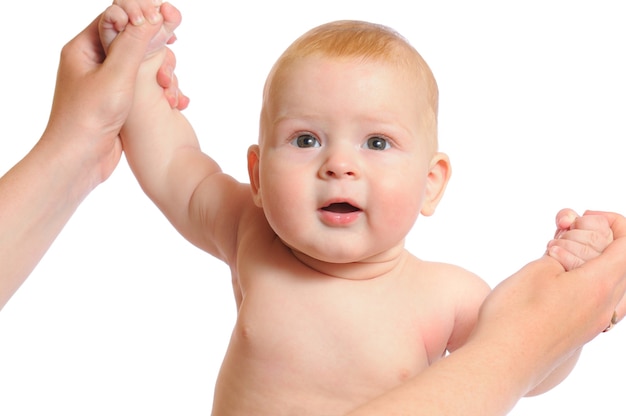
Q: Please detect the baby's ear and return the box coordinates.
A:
[420,152,451,216]
[247,145,263,207]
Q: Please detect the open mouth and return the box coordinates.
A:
[321,202,361,213]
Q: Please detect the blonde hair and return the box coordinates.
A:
[260,20,439,148]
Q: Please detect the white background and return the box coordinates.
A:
[1,0,624,414]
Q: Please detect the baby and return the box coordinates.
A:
[100,2,613,414]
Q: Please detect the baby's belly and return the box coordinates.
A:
[212,367,365,416]
[210,318,431,416]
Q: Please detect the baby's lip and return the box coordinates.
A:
[319,199,363,226]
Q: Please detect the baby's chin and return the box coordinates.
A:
[284,240,407,281]
[283,240,364,265]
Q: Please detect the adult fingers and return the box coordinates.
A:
[547,241,589,271]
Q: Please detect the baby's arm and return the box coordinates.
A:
[100,1,246,259]
[526,209,613,396]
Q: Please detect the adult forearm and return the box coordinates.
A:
[345,338,529,416]
[526,347,581,396]
[0,137,98,309]
[0,7,184,310]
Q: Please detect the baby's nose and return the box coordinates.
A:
[319,149,360,179]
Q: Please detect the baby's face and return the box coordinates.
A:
[250,56,440,264]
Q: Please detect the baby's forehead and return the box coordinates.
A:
[270,53,438,115]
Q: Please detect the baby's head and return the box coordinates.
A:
[259,20,439,152]
[248,20,450,266]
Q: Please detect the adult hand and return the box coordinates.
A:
[0,12,185,310]
[44,11,185,188]
[99,1,189,111]
[481,211,626,343]
[468,210,626,408]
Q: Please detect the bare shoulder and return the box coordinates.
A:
[419,259,492,352]
[402,256,491,358]
[410,257,491,296]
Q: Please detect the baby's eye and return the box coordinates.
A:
[291,133,321,148]
[363,136,391,151]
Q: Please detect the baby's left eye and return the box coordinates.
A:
[363,136,391,151]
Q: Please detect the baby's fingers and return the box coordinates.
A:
[113,0,163,26]
[548,239,599,271]
[568,214,614,252]
[102,5,130,32]
[145,2,181,54]
[100,5,131,53]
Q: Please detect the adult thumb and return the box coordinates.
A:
[103,16,163,82]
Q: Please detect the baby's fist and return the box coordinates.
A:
[548,209,614,271]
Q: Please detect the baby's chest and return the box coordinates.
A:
[232,278,451,388]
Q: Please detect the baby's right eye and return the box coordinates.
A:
[291,134,321,148]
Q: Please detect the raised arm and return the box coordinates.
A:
[107,1,247,259]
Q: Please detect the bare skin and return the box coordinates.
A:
[0,10,187,311]
[108,22,489,413]
[102,2,615,414]
[0,4,622,416]
[123,51,490,414]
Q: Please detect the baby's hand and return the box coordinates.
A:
[99,1,188,109]
[547,208,614,271]
[99,0,180,56]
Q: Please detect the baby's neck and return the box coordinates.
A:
[290,244,409,281]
